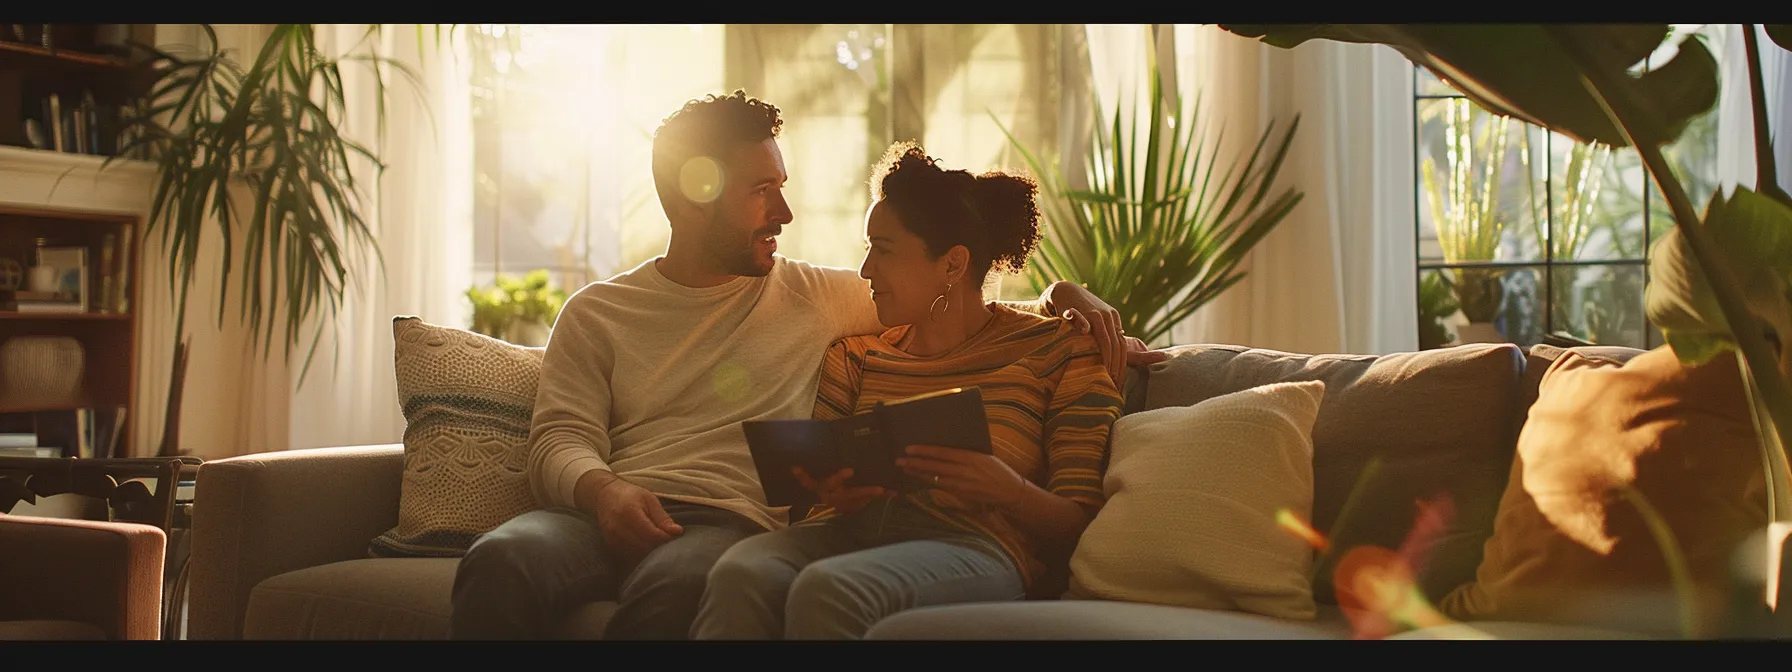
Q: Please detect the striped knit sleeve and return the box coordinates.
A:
[1041,332,1123,509]
[812,339,862,422]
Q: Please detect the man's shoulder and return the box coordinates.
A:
[773,256,866,293]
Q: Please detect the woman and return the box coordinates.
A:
[689,141,1125,640]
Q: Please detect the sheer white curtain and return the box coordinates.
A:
[136,24,292,459]
[1079,25,1416,356]
[287,24,475,450]
[1714,24,1792,196]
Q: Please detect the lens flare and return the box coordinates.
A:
[712,360,750,403]
[1276,508,1328,551]
[680,156,723,204]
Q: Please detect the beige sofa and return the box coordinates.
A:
[187,341,1673,640]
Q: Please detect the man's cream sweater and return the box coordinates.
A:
[526,255,887,532]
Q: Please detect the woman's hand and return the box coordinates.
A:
[896,445,1030,510]
[794,467,894,516]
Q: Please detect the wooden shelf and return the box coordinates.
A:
[0,41,135,70]
[0,397,121,414]
[0,311,129,321]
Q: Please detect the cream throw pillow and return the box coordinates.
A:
[1066,380,1325,620]
[369,316,546,557]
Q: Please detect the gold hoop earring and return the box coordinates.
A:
[928,283,953,322]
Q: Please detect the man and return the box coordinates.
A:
[450,89,1164,640]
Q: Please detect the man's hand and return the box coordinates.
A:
[896,445,1031,510]
[573,471,683,571]
[795,467,894,516]
[1047,281,1170,383]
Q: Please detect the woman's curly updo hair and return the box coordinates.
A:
[868,141,1043,279]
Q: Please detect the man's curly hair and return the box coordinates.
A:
[651,89,784,209]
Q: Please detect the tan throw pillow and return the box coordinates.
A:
[1438,346,1769,638]
[369,316,546,557]
[1066,380,1325,620]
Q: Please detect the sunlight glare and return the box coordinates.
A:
[680,156,724,204]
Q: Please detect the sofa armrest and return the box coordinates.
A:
[0,515,167,640]
[187,444,403,640]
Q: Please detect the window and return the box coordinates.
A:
[465,24,1075,317]
[468,24,727,294]
[1413,25,1728,351]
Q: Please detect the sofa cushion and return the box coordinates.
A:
[1437,346,1769,639]
[1520,343,1646,411]
[1136,343,1526,606]
[244,558,459,639]
[1067,381,1324,620]
[370,317,546,557]
[864,601,1352,640]
[243,557,618,640]
[1388,622,1653,640]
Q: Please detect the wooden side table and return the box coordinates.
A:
[0,455,204,640]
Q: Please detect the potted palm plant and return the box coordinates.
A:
[99,24,433,457]
[1422,99,1513,344]
[993,29,1302,346]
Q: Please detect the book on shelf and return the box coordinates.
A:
[0,446,59,459]
[114,225,132,313]
[0,432,36,448]
[14,301,85,315]
[98,234,115,314]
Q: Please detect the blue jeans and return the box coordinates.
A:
[691,498,1025,640]
[450,501,764,640]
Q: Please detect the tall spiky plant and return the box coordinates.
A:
[994,30,1302,346]
[101,24,430,457]
[1422,98,1512,324]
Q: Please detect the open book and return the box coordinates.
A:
[744,387,993,507]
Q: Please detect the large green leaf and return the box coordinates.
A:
[1646,187,1792,374]
[1766,25,1792,52]
[1218,24,1719,148]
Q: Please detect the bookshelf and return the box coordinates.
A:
[0,24,155,157]
[0,205,140,458]
[0,24,154,459]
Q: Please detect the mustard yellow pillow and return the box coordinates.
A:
[1439,347,1769,637]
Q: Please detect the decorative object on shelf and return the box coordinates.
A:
[1,336,85,404]
[22,119,46,150]
[103,25,448,457]
[93,24,131,57]
[0,258,21,292]
[25,264,54,293]
[466,269,567,347]
[29,245,86,313]
[994,27,1303,346]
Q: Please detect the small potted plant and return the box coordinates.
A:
[465,269,567,346]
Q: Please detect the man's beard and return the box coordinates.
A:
[704,212,774,277]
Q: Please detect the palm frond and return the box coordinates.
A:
[115,22,403,387]
[997,30,1303,345]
